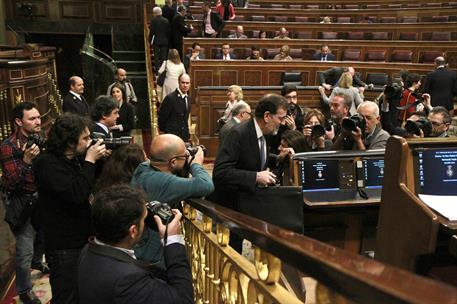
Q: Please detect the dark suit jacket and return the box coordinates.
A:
[212,119,265,211]
[91,123,110,138]
[423,67,457,111]
[218,117,239,142]
[113,102,135,137]
[149,15,171,46]
[202,11,225,37]
[158,89,191,141]
[63,93,90,116]
[78,240,193,304]
[162,4,175,24]
[312,52,336,61]
[184,53,206,71]
[171,14,192,51]
[318,67,366,87]
[214,53,237,60]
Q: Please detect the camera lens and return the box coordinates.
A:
[311,125,325,138]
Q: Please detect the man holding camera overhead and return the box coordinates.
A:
[78,185,193,304]
[332,101,390,151]
[0,102,45,304]
[33,113,107,304]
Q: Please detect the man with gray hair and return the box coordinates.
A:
[149,6,171,72]
[219,101,251,142]
[333,101,390,150]
[423,56,457,115]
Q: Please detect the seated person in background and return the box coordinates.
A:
[219,101,251,142]
[319,66,371,93]
[333,101,390,151]
[216,0,236,21]
[313,44,336,61]
[218,85,243,128]
[228,25,247,38]
[274,27,291,39]
[78,185,193,304]
[428,106,452,137]
[258,30,267,39]
[94,143,146,192]
[184,42,205,71]
[319,72,364,115]
[246,46,264,60]
[320,16,332,23]
[131,134,213,263]
[302,109,333,151]
[273,45,292,61]
[215,42,237,60]
[398,73,431,126]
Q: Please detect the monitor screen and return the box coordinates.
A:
[416,148,457,195]
[301,159,339,192]
[364,158,385,189]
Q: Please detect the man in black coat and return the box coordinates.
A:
[62,76,90,116]
[201,1,225,38]
[158,74,191,141]
[423,56,457,115]
[171,5,193,60]
[218,101,251,143]
[312,44,336,61]
[90,96,119,138]
[318,66,368,90]
[78,185,193,304]
[150,6,171,73]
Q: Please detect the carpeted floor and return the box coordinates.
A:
[2,270,51,304]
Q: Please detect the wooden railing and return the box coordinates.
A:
[183,198,457,304]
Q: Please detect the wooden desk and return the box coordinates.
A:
[187,20,457,41]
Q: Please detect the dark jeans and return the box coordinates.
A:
[13,219,35,294]
[46,248,82,304]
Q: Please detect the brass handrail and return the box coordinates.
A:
[184,198,457,304]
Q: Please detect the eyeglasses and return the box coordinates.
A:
[170,150,190,161]
[242,111,252,117]
[430,121,444,127]
[286,95,298,100]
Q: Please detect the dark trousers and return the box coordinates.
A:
[46,248,82,304]
[153,44,169,73]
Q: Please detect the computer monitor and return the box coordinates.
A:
[364,158,385,189]
[301,159,340,192]
[415,148,457,195]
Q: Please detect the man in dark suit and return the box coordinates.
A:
[149,6,170,73]
[184,42,206,71]
[158,74,191,141]
[201,1,225,38]
[319,66,367,90]
[90,96,119,137]
[214,43,237,60]
[171,5,193,61]
[219,101,251,142]
[62,76,90,116]
[312,44,336,61]
[423,56,457,115]
[162,0,175,25]
[78,185,193,304]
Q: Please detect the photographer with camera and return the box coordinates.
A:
[0,102,46,304]
[32,113,107,304]
[131,134,213,262]
[302,109,333,151]
[78,185,193,304]
[333,101,390,151]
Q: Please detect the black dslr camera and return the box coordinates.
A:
[145,201,174,227]
[91,132,133,149]
[185,143,206,157]
[405,118,432,137]
[383,82,403,101]
[342,114,366,133]
[310,119,334,138]
[25,134,46,149]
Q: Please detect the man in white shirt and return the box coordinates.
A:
[63,76,90,116]
[215,43,237,60]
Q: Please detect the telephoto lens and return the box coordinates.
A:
[342,114,366,133]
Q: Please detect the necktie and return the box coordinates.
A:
[322,55,327,61]
[183,95,188,111]
[259,136,266,169]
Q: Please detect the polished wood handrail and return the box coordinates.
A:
[186,198,457,304]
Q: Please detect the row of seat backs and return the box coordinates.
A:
[281,71,393,88]
[187,47,444,63]
[191,14,457,23]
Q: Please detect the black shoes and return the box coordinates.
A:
[31,262,50,274]
[19,290,41,304]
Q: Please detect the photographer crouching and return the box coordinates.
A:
[78,185,193,304]
[32,113,107,304]
[131,133,213,263]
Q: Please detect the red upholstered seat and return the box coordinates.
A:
[295,31,312,39]
[289,4,302,9]
[431,32,451,41]
[347,32,365,40]
[431,16,449,22]
[366,50,386,62]
[401,16,418,23]
[294,16,309,22]
[366,73,389,88]
[381,17,397,23]
[270,4,283,8]
[342,49,361,61]
[337,17,351,23]
[391,50,413,62]
[235,15,245,21]
[420,51,444,63]
[233,48,250,59]
[306,5,319,9]
[321,32,338,39]
[289,48,303,60]
[251,15,265,21]
[265,48,280,59]
[366,4,380,9]
[344,4,359,9]
[399,32,418,40]
[274,16,288,22]
[211,47,221,58]
[371,32,389,40]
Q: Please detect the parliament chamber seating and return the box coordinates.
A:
[342,49,362,61]
[390,50,413,62]
[366,50,387,61]
[281,72,303,86]
[365,72,389,88]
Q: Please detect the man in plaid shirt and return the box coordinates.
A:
[0,101,42,304]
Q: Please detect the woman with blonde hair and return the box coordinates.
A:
[273,45,293,61]
[157,48,186,100]
[217,85,244,129]
[318,71,364,114]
